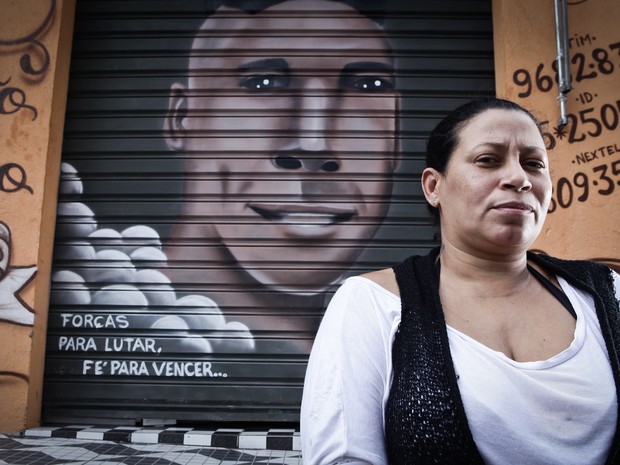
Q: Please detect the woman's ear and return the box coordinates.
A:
[164,82,189,151]
[421,167,441,207]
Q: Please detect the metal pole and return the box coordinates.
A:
[554,0,572,127]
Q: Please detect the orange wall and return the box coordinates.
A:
[0,0,75,432]
[0,0,616,433]
[493,0,620,269]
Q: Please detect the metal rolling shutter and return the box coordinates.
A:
[43,0,494,423]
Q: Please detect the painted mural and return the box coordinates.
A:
[49,0,402,381]
[43,0,495,421]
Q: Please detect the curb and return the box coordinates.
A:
[23,425,301,451]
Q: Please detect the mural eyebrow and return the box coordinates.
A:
[237,58,290,72]
[342,61,395,75]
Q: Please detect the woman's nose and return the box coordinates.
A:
[502,161,532,191]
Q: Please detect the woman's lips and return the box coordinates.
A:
[492,201,534,214]
[249,204,357,225]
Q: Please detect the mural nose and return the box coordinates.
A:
[320,160,340,172]
[274,156,302,170]
[274,156,340,172]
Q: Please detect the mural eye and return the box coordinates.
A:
[240,75,290,90]
[341,75,394,92]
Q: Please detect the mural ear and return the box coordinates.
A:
[164,83,189,151]
[391,94,403,173]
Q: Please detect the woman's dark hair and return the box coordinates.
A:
[426,97,543,173]
[425,98,545,222]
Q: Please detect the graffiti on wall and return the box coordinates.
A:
[0,222,37,326]
[0,163,34,194]
[0,0,56,398]
[0,79,38,121]
[0,0,56,121]
[510,38,620,215]
[495,0,619,270]
[0,221,38,382]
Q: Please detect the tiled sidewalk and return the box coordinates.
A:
[0,426,303,465]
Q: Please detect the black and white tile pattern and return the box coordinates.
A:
[23,425,300,450]
[0,430,303,465]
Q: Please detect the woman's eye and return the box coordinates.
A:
[475,156,498,164]
[341,76,394,92]
[240,75,290,90]
[524,160,546,169]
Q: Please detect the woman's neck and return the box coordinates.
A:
[438,241,531,297]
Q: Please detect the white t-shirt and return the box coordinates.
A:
[300,272,620,465]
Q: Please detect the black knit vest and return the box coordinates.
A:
[386,247,620,465]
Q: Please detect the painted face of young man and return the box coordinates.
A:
[165,0,401,293]
[424,109,552,257]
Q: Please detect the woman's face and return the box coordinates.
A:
[426,108,552,256]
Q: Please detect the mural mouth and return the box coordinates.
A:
[249,204,356,225]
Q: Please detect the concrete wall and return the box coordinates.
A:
[0,0,76,432]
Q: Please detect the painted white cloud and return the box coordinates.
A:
[51,163,256,353]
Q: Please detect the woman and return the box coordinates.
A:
[300,98,620,464]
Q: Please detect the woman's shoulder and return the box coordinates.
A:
[357,268,400,298]
[324,271,401,330]
[529,251,617,282]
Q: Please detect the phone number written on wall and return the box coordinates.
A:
[511,34,619,214]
